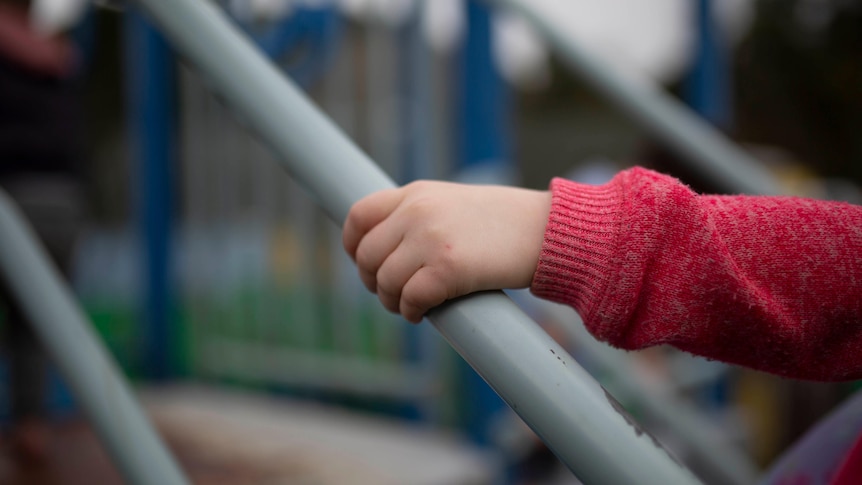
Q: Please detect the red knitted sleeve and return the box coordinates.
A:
[530,167,862,381]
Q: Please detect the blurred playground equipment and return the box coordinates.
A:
[3,0,860,484]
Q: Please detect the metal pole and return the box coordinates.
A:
[0,192,188,485]
[686,0,732,128]
[125,11,177,379]
[487,0,781,196]
[133,1,701,483]
[539,300,759,485]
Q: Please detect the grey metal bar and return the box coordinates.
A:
[488,0,781,196]
[0,191,188,485]
[538,299,759,485]
[133,0,701,483]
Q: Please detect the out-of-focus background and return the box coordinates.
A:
[1,0,861,483]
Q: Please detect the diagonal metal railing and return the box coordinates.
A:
[488,0,781,197]
[537,300,759,485]
[0,190,188,485]
[132,0,705,483]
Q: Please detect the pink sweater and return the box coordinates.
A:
[531,167,862,381]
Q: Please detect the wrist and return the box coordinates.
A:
[530,177,624,318]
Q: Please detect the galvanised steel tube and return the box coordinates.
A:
[133,0,701,483]
[540,301,758,485]
[0,192,188,485]
[488,0,781,196]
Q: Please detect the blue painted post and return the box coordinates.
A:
[686,0,732,128]
[125,12,176,379]
[458,0,513,446]
[459,0,514,185]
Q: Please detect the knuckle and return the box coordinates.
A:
[403,197,438,220]
[401,303,423,323]
[405,180,431,192]
[376,271,398,297]
[400,290,428,313]
[354,243,374,269]
[418,221,453,252]
[359,269,377,293]
[345,200,368,228]
[403,274,443,307]
[432,245,458,272]
[347,188,394,226]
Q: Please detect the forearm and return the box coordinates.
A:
[532,167,862,381]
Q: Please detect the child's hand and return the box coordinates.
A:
[343,181,552,323]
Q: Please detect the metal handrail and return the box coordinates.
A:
[133,0,701,483]
[0,190,188,485]
[537,299,759,485]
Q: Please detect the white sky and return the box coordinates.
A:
[425,0,753,86]
[32,0,754,86]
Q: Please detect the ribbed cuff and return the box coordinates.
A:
[530,177,624,323]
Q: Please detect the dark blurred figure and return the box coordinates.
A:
[0,0,86,463]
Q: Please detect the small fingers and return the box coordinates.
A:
[399,266,451,323]
[343,181,459,323]
[376,245,424,314]
[343,188,404,259]
[353,217,406,293]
